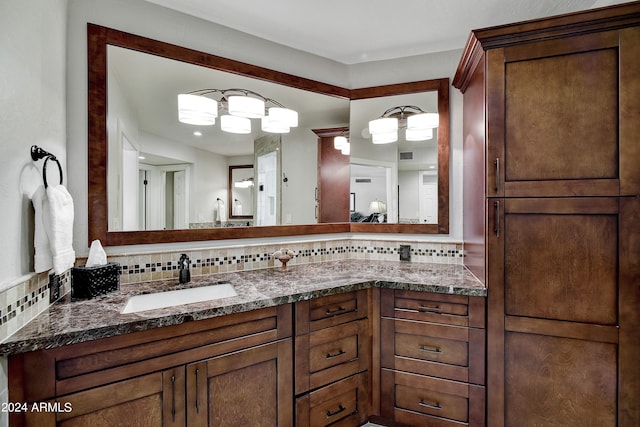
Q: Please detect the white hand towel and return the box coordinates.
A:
[216,200,227,222]
[43,184,76,274]
[32,185,53,273]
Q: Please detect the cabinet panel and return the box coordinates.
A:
[296,372,368,427]
[505,331,617,427]
[505,37,619,184]
[189,340,293,427]
[381,369,485,427]
[503,199,618,325]
[22,368,184,427]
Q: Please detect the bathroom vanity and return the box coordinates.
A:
[2,260,485,426]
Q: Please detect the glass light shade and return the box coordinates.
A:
[220,114,251,134]
[234,179,254,188]
[334,136,348,149]
[369,200,387,214]
[261,116,290,133]
[178,94,217,125]
[341,142,350,155]
[228,95,265,118]
[369,117,398,134]
[372,131,398,144]
[268,107,298,127]
[407,112,439,129]
[405,128,434,141]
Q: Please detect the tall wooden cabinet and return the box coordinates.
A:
[313,127,350,223]
[454,3,640,426]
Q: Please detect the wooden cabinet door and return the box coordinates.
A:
[486,197,640,427]
[315,128,350,223]
[186,340,293,427]
[22,367,185,427]
[486,28,640,198]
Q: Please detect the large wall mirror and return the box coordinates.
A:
[349,80,449,234]
[88,24,449,246]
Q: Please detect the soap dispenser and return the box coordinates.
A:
[178,253,191,284]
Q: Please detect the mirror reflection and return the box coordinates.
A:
[228,165,254,221]
[349,91,439,224]
[88,24,449,245]
[106,45,349,231]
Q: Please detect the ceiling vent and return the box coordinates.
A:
[355,178,372,183]
[399,151,414,160]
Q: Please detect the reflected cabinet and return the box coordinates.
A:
[454,3,640,426]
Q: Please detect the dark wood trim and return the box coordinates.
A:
[454,2,640,88]
[619,196,640,425]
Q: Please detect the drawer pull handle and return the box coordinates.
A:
[325,306,346,315]
[195,368,200,413]
[418,400,442,410]
[326,349,346,359]
[171,374,176,421]
[418,304,442,313]
[419,344,442,354]
[326,404,346,418]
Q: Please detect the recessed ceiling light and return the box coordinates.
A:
[193,131,202,136]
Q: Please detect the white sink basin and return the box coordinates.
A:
[122,283,237,314]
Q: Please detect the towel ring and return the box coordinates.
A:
[31,145,63,188]
[43,155,63,188]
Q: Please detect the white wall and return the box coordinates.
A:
[0,0,68,285]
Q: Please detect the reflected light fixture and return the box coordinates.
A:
[368,105,438,144]
[234,177,255,188]
[369,200,387,214]
[333,131,350,156]
[177,88,298,134]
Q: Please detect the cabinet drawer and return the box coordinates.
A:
[381,318,485,384]
[296,319,370,394]
[395,323,468,367]
[296,372,369,427]
[381,289,485,328]
[381,369,485,427]
[296,290,368,334]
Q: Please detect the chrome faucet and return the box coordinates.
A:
[178,253,191,284]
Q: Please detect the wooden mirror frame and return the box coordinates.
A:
[87,24,449,246]
[228,165,254,221]
[349,79,450,235]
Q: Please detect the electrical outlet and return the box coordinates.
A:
[49,273,61,303]
[399,245,411,261]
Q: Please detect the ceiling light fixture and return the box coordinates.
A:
[177,88,298,134]
[368,105,438,144]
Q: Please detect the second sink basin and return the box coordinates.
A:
[122,282,237,314]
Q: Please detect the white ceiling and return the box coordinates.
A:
[143,0,623,64]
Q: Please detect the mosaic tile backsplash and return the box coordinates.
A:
[107,239,463,285]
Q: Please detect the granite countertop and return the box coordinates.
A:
[0,260,485,356]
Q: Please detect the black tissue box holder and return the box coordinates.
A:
[71,263,120,300]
